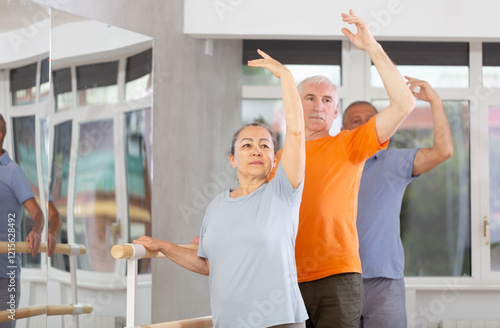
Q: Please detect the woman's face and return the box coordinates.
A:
[230,126,276,180]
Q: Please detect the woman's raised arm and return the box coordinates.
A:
[248,49,305,188]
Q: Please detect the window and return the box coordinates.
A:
[483,43,500,88]
[372,99,471,276]
[125,48,153,101]
[371,42,469,88]
[77,61,119,106]
[74,119,116,272]
[10,63,37,106]
[125,109,152,274]
[489,105,500,271]
[50,121,73,272]
[53,68,73,112]
[40,58,50,102]
[12,115,41,268]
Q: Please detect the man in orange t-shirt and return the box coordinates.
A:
[269,11,416,328]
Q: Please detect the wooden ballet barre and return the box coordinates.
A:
[0,304,92,322]
[0,242,86,255]
[47,304,93,316]
[0,305,46,322]
[140,316,213,328]
[111,244,198,260]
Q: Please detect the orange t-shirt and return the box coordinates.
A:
[269,116,387,283]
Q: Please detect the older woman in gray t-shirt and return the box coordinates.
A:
[134,49,306,328]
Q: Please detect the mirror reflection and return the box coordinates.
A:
[1,1,153,327]
[48,8,153,328]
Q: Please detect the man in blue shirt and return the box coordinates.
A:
[341,77,454,327]
[0,113,45,328]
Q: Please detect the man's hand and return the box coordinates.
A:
[341,9,378,52]
[23,198,44,257]
[26,230,41,257]
[405,76,440,104]
[48,232,57,257]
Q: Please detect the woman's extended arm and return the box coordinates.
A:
[248,50,305,188]
[134,235,209,276]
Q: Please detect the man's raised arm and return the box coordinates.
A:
[342,10,416,144]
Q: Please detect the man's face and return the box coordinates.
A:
[342,103,378,131]
[301,82,338,137]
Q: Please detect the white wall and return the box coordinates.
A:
[185,0,500,41]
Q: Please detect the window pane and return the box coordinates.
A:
[53,68,73,112]
[10,63,37,106]
[371,65,469,88]
[125,48,153,101]
[483,42,500,88]
[489,106,500,271]
[12,116,41,268]
[77,61,118,106]
[74,120,116,272]
[78,86,118,106]
[125,109,152,274]
[40,58,50,102]
[50,121,73,272]
[372,99,471,276]
[483,67,500,89]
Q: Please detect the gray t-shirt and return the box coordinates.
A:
[357,148,419,279]
[198,162,307,328]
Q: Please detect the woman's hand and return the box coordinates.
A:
[247,49,289,79]
[133,235,164,252]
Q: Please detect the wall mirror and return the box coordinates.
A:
[1,1,154,326]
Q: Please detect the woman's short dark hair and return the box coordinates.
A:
[229,123,278,156]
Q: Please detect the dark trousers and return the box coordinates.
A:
[299,273,363,328]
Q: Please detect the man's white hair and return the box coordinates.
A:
[297,75,339,106]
